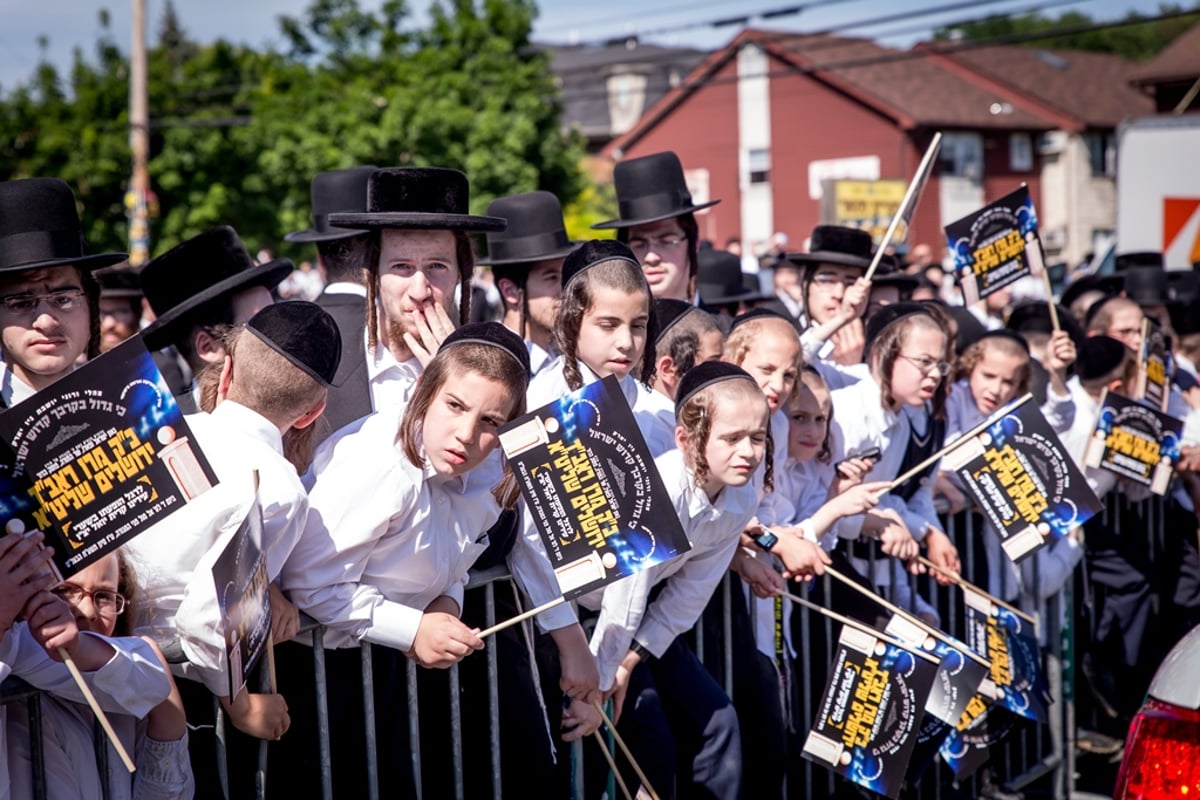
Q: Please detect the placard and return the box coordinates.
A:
[946,185,1045,306]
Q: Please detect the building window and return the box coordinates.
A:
[747,148,770,185]
[1009,133,1033,172]
[938,132,983,180]
[1085,132,1115,177]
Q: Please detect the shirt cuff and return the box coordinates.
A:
[633,619,675,659]
[363,601,425,653]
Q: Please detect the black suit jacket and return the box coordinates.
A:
[316,290,372,440]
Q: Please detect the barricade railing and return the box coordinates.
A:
[0,494,1168,799]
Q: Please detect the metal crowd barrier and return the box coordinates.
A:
[0,494,1171,799]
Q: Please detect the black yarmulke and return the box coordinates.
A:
[729,307,793,332]
[675,361,756,418]
[863,301,934,360]
[561,239,640,288]
[655,298,696,342]
[247,301,342,386]
[439,321,531,380]
[1076,335,1127,381]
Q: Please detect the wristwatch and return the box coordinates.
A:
[630,640,654,663]
[753,529,779,552]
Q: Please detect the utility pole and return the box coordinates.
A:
[127,0,151,266]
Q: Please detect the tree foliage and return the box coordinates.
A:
[0,0,585,259]
[935,4,1200,61]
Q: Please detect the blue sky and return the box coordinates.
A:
[0,0,1178,92]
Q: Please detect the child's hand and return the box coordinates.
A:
[0,531,56,636]
[829,481,890,518]
[22,591,80,659]
[269,584,301,644]
[551,623,601,704]
[402,301,457,368]
[409,611,483,668]
[934,472,968,515]
[878,518,919,562]
[560,697,603,742]
[840,278,870,322]
[920,529,961,584]
[832,457,874,491]
[730,548,784,598]
[607,649,642,724]
[775,535,832,581]
[831,319,865,366]
[224,689,290,740]
[1044,329,1076,376]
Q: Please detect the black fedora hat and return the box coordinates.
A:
[697,248,752,306]
[1114,251,1164,272]
[0,178,127,273]
[1060,271,1121,311]
[1006,301,1085,349]
[139,226,293,351]
[592,151,720,230]
[284,166,377,243]
[328,168,505,233]
[478,191,577,266]
[785,225,873,271]
[94,264,142,298]
[1123,265,1172,306]
[870,251,919,292]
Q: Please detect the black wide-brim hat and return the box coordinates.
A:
[1060,271,1122,311]
[140,226,293,352]
[478,191,577,266]
[592,151,720,230]
[95,264,142,298]
[285,165,377,243]
[1114,251,1164,272]
[1006,301,1085,349]
[328,168,506,233]
[697,247,752,305]
[1123,265,1172,306]
[784,225,874,271]
[0,178,127,273]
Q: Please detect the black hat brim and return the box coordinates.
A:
[784,251,872,271]
[283,226,366,244]
[0,250,128,274]
[872,274,920,290]
[140,258,294,351]
[477,242,579,267]
[591,199,721,230]
[327,211,506,233]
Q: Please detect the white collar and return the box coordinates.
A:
[323,281,367,297]
[0,363,38,408]
[211,400,285,455]
[366,331,421,383]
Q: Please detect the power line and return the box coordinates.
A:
[536,0,751,34]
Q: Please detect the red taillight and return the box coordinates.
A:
[1115,698,1200,799]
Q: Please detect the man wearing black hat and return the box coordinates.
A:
[480,190,575,376]
[782,225,872,371]
[284,166,376,434]
[0,178,126,407]
[139,226,292,413]
[323,167,505,420]
[593,151,719,303]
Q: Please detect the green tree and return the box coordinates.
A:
[935,4,1200,61]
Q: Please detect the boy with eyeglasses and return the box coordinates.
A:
[0,178,128,407]
[592,151,721,303]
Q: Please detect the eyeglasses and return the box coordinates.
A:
[0,289,87,317]
[809,273,858,290]
[899,354,951,377]
[628,234,686,252]
[51,584,127,616]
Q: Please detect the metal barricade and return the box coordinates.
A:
[0,492,1173,799]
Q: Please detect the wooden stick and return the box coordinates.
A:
[1043,275,1061,332]
[594,701,660,800]
[915,556,1039,627]
[477,596,565,638]
[265,637,278,694]
[821,567,990,669]
[59,647,137,773]
[592,731,634,800]
[779,591,940,664]
[889,392,1034,490]
[864,132,943,281]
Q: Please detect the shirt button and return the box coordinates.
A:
[438,497,446,504]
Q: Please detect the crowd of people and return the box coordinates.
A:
[2,147,1199,800]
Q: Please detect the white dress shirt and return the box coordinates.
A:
[126,401,308,694]
[0,625,173,800]
[0,361,41,407]
[633,381,677,459]
[584,448,758,690]
[365,330,423,417]
[282,411,499,651]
